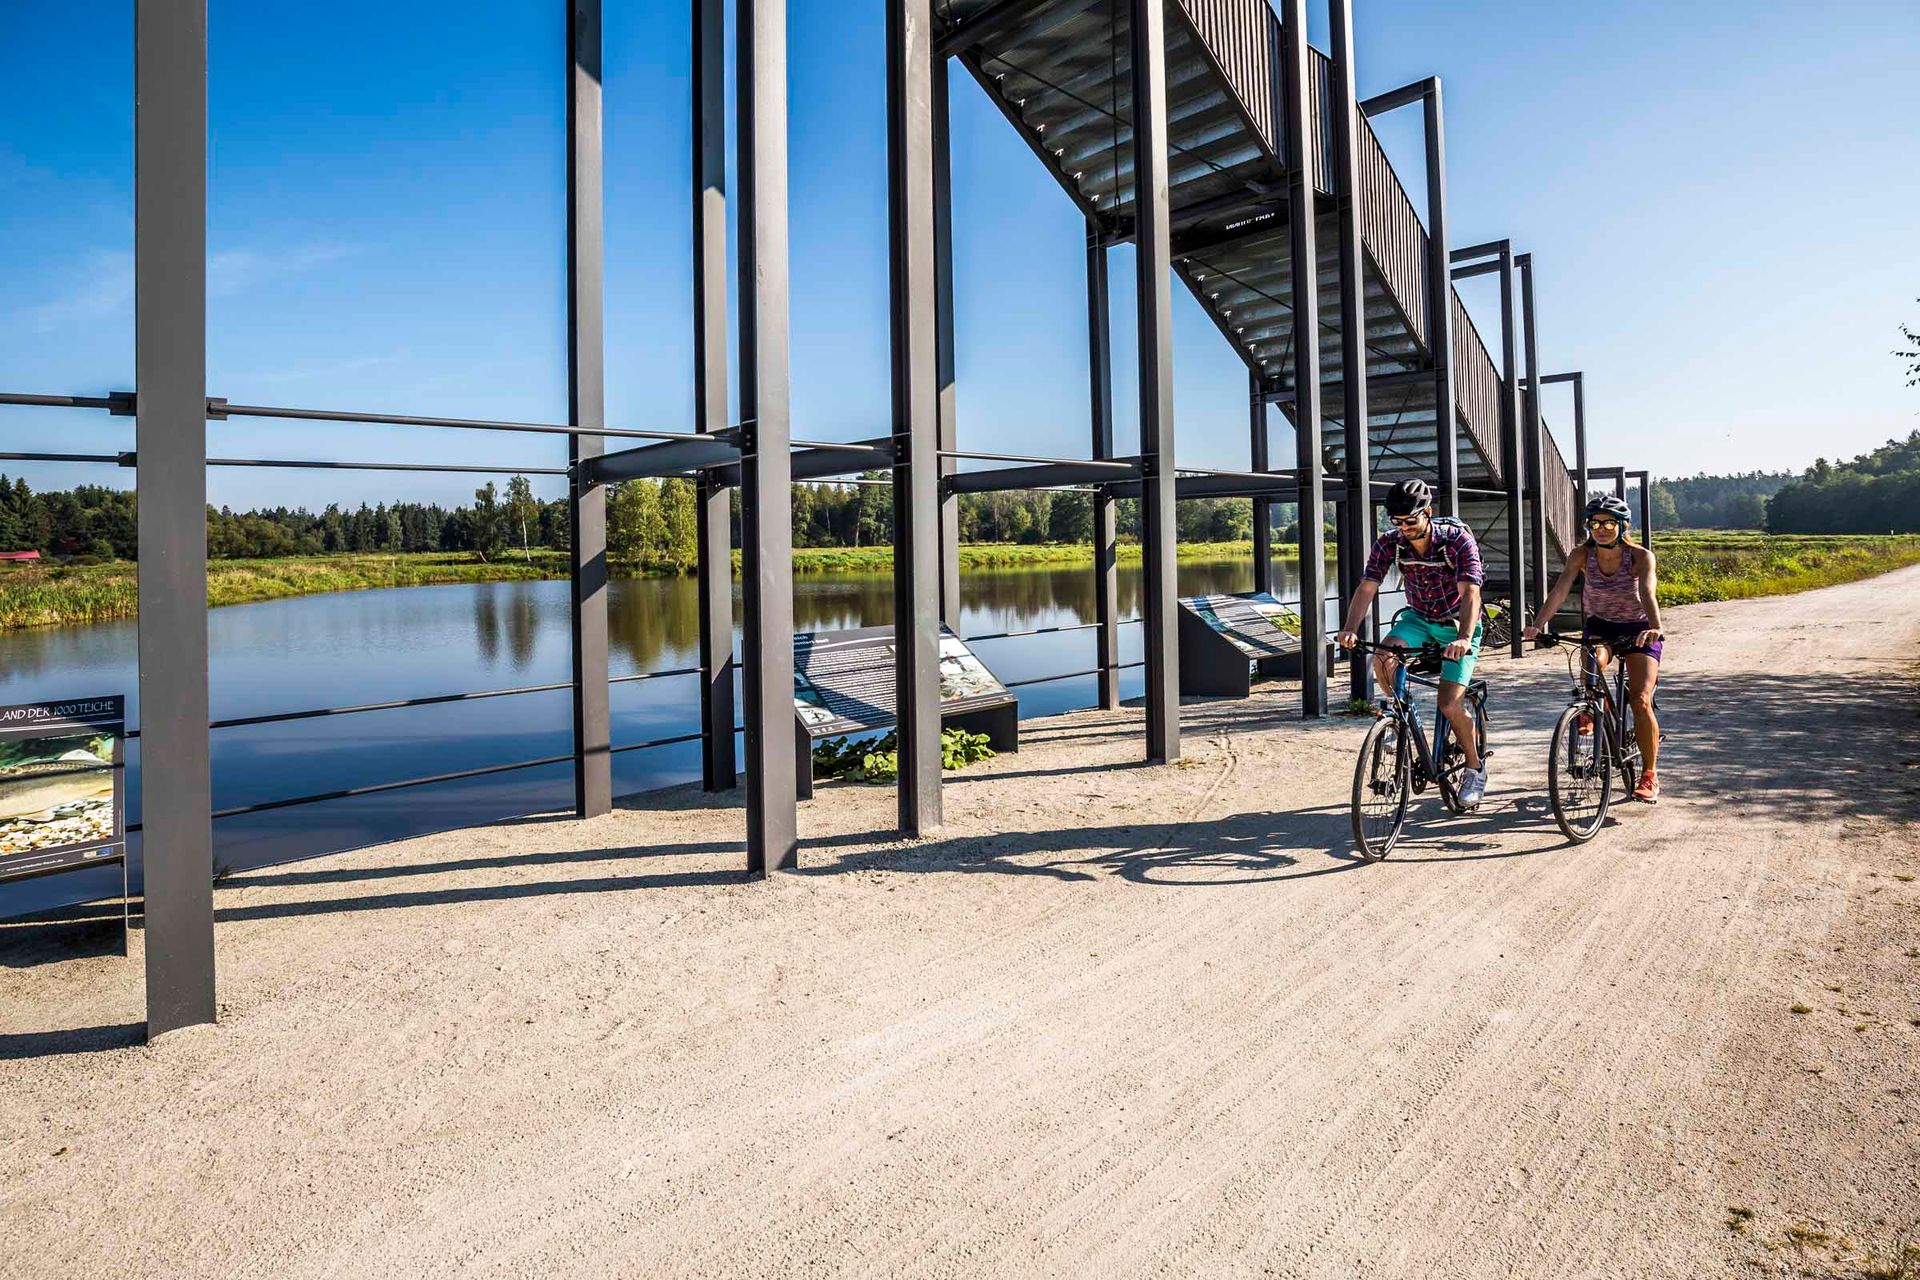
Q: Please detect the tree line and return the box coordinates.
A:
[0,473,1273,565]
[1764,430,1920,534]
[1645,471,1792,530]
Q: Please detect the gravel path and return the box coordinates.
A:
[4,566,1918,1278]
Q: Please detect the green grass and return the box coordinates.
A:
[6,532,1916,632]
[0,541,1264,631]
[1652,531,1920,607]
[779,539,1261,575]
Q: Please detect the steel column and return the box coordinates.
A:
[1424,83,1458,518]
[1542,370,1588,506]
[136,0,216,1037]
[738,0,799,873]
[933,54,962,627]
[1131,0,1180,762]
[693,0,737,791]
[1517,253,1548,608]
[1282,0,1327,717]
[566,0,611,820]
[888,0,943,833]
[1630,469,1652,544]
[1249,370,1273,595]
[1573,374,1588,500]
[1328,0,1370,702]
[1496,246,1526,657]
[1086,221,1121,711]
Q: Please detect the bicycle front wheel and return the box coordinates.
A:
[1351,715,1412,861]
[1549,703,1612,842]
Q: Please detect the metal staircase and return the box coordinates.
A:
[939,0,1582,574]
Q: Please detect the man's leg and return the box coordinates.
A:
[1435,682,1482,771]
[1625,653,1659,770]
[1372,638,1406,696]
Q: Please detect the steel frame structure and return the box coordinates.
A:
[1,0,1627,1039]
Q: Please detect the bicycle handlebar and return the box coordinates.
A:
[1336,637,1446,661]
[1530,629,1611,651]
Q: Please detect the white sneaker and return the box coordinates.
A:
[1458,766,1487,810]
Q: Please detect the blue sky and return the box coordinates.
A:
[3,0,1917,510]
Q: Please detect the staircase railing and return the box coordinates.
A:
[1539,420,1580,557]
[1354,116,1428,350]
[1449,295,1505,486]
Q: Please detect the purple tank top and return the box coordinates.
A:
[1584,543,1648,624]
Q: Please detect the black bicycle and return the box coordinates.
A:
[1531,629,1645,841]
[1341,638,1490,861]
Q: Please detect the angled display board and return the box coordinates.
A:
[1178,592,1314,697]
[0,695,130,944]
[793,626,1017,798]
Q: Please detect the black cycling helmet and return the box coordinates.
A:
[1384,478,1434,517]
[1585,493,1632,524]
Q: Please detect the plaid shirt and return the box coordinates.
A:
[1362,517,1485,622]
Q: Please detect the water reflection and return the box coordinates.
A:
[0,555,1333,919]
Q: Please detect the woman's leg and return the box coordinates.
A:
[1625,653,1659,771]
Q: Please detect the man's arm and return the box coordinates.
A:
[1450,582,1482,658]
[1337,579,1380,647]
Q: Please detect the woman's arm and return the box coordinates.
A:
[1634,546,1664,639]
[1524,553,1584,636]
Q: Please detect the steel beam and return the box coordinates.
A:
[1629,469,1652,544]
[136,0,216,1038]
[738,0,799,874]
[1496,244,1526,658]
[567,0,612,821]
[586,435,739,484]
[1449,258,1502,281]
[936,0,1042,56]
[1328,0,1370,702]
[1282,0,1327,717]
[693,0,736,791]
[1358,77,1434,117]
[1132,0,1180,762]
[1424,83,1458,518]
[933,54,961,628]
[1249,371,1273,595]
[946,459,1140,494]
[1087,221,1121,711]
[888,0,943,834]
[1516,253,1548,605]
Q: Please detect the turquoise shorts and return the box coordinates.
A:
[1384,609,1484,686]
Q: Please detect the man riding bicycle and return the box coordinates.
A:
[1523,492,1665,803]
[1335,478,1489,810]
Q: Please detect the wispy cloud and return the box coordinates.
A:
[16,240,362,332]
[236,349,410,388]
[208,242,359,298]
[19,250,132,332]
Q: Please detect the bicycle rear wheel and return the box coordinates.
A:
[1549,703,1612,842]
[1351,715,1412,861]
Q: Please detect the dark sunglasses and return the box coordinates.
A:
[1587,517,1620,529]
[1388,513,1425,527]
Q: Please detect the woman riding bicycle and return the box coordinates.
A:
[1523,493,1665,803]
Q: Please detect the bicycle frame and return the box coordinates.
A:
[1544,634,1642,788]
[1350,639,1486,797]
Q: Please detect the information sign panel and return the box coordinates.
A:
[1179,592,1301,659]
[794,626,1012,737]
[0,696,127,886]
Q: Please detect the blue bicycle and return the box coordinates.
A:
[1340,638,1490,861]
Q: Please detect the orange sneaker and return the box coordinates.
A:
[1576,712,1594,735]
[1633,770,1660,804]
